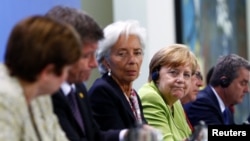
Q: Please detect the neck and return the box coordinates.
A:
[19,79,39,105]
[112,76,133,97]
[122,86,133,97]
[214,86,229,106]
[162,94,177,107]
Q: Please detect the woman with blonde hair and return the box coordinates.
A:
[138,44,197,141]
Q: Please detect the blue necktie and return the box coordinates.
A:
[223,108,230,125]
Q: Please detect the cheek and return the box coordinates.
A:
[62,71,69,81]
[185,79,192,89]
[110,63,122,73]
[74,60,88,72]
[158,79,170,93]
[138,57,143,65]
[60,68,70,82]
[78,60,87,68]
[191,81,197,90]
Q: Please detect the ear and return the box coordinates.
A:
[39,64,55,79]
[220,76,230,88]
[102,59,110,69]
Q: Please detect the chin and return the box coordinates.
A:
[82,76,88,82]
[191,97,196,102]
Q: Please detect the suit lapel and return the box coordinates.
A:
[54,89,73,112]
[206,86,231,124]
[74,83,93,137]
[104,75,137,121]
[58,87,86,134]
[121,93,136,121]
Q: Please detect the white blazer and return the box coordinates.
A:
[0,64,68,141]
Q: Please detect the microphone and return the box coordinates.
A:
[123,124,162,141]
[242,120,250,125]
[188,120,208,141]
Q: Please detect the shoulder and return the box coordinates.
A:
[173,100,183,110]
[0,76,27,135]
[31,95,53,115]
[88,76,121,97]
[0,65,23,99]
[138,82,166,109]
[138,83,162,100]
[184,87,219,111]
[0,71,26,116]
[89,77,111,90]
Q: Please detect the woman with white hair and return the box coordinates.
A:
[88,20,148,130]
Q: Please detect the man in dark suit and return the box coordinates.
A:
[45,5,121,141]
[184,54,250,126]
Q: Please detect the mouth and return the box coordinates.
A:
[127,70,137,76]
[173,87,184,92]
[193,89,199,93]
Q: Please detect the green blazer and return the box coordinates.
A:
[138,81,191,141]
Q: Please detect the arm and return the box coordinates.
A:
[141,93,175,141]
[39,96,69,141]
[51,94,86,141]
[185,95,223,126]
[88,85,129,130]
[0,102,20,141]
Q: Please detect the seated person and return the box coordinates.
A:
[184,54,250,126]
[138,44,197,141]
[181,62,203,131]
[46,5,156,141]
[88,20,148,130]
[0,15,81,141]
[46,5,122,141]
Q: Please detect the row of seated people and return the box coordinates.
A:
[1,4,250,141]
[0,5,156,141]
[46,5,204,141]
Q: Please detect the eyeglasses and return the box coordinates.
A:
[194,71,203,80]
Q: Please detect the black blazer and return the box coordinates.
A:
[184,86,234,126]
[88,73,147,131]
[51,83,120,141]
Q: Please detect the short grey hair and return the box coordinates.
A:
[210,54,250,86]
[96,20,146,74]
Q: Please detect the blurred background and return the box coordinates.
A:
[0,0,249,124]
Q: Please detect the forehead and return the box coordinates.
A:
[237,67,250,79]
[162,64,192,72]
[81,42,98,53]
[112,34,141,50]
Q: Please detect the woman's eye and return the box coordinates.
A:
[184,73,191,79]
[135,51,142,56]
[117,52,126,57]
[168,70,178,76]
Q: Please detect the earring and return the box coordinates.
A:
[108,69,111,76]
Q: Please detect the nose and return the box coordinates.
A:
[127,53,139,64]
[245,85,250,93]
[176,74,185,83]
[197,79,204,87]
[89,56,98,68]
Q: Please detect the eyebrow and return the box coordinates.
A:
[194,71,203,80]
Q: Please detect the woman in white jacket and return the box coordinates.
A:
[0,15,81,141]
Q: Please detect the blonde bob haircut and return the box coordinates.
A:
[148,44,197,82]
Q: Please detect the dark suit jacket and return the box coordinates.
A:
[246,115,250,124]
[88,74,147,131]
[184,86,234,127]
[51,83,120,141]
